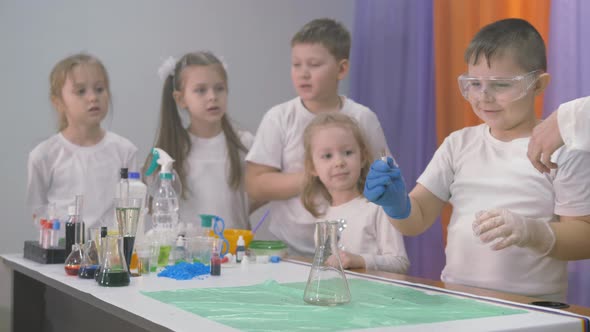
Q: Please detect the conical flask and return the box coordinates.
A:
[96,235,130,287]
[78,240,100,279]
[303,220,351,306]
[64,243,83,276]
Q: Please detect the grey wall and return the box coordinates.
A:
[0,1,355,329]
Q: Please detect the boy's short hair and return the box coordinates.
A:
[291,18,351,61]
[464,18,547,72]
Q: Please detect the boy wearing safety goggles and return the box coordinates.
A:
[364,18,590,301]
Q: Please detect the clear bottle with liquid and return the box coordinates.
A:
[303,220,351,306]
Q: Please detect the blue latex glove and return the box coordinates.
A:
[363,157,411,219]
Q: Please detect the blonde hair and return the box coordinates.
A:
[49,53,110,131]
[301,113,372,217]
[143,51,247,198]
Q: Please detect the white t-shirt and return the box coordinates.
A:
[179,130,254,230]
[417,124,590,299]
[320,196,409,273]
[27,131,138,228]
[558,96,590,152]
[246,96,391,256]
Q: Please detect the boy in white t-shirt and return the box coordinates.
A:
[528,96,590,172]
[365,18,590,300]
[246,18,390,256]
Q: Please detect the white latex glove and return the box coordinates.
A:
[472,209,556,255]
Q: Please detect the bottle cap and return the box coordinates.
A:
[129,172,140,180]
[52,220,60,230]
[68,205,76,216]
[270,255,281,263]
[237,235,245,246]
[120,168,129,179]
[200,214,213,228]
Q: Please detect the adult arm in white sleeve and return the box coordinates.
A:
[558,96,590,152]
[528,96,590,173]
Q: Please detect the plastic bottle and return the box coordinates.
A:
[145,148,179,267]
[145,148,179,228]
[128,171,148,264]
[236,235,245,263]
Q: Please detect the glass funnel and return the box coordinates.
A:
[96,235,130,287]
[114,197,142,271]
[303,220,351,306]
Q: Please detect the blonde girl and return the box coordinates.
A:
[302,113,408,273]
[27,53,137,228]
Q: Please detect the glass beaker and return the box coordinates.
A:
[114,197,142,271]
[78,240,100,279]
[303,220,351,306]
[96,235,130,287]
[64,243,83,276]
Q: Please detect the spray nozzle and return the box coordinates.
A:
[145,148,175,178]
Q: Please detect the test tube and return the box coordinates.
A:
[74,195,85,244]
[51,220,60,247]
[42,222,52,249]
[39,219,47,245]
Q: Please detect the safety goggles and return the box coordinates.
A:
[457,70,541,103]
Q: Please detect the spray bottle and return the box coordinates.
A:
[145,148,179,267]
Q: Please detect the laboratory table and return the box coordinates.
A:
[2,253,589,332]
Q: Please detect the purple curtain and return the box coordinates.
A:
[350,0,445,280]
[544,0,590,307]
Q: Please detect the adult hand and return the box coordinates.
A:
[363,157,411,219]
[528,111,564,173]
[472,209,555,255]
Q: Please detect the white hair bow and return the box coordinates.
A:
[157,56,177,81]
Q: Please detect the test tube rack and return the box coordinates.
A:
[23,241,66,264]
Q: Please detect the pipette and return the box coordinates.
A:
[381,150,399,167]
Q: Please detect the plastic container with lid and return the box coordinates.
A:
[248,240,287,258]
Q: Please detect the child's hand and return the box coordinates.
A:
[472,209,556,255]
[326,251,365,270]
[363,157,411,219]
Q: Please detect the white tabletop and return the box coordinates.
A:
[2,253,587,332]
